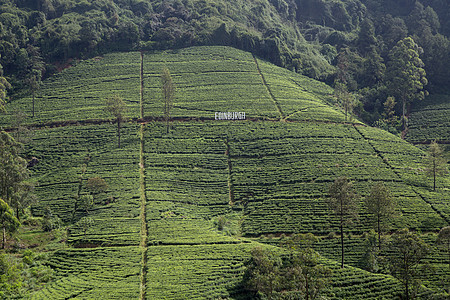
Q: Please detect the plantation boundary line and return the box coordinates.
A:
[412,187,450,224]
[252,55,284,120]
[282,107,311,121]
[225,138,234,205]
[71,152,90,222]
[2,116,365,132]
[410,140,450,145]
[139,124,149,300]
[140,51,144,119]
[353,125,450,225]
[63,287,95,300]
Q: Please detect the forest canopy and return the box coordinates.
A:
[1,0,449,125]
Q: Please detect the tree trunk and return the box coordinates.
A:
[305,274,310,300]
[2,226,5,249]
[166,117,170,134]
[405,277,409,300]
[340,212,344,268]
[140,51,144,119]
[32,91,35,118]
[402,100,407,131]
[16,205,20,222]
[433,158,436,191]
[405,255,409,300]
[447,241,450,270]
[344,98,348,122]
[117,118,121,148]
[377,214,381,250]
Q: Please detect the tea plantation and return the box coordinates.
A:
[1,46,448,299]
[406,94,450,144]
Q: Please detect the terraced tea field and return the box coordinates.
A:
[1,46,448,298]
[406,94,450,143]
[1,46,351,125]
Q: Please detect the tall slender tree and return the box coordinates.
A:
[0,132,29,208]
[387,229,429,300]
[0,56,11,113]
[161,68,175,134]
[104,95,127,148]
[386,37,428,131]
[423,141,448,191]
[26,45,44,118]
[437,226,450,270]
[0,198,20,249]
[334,49,354,122]
[364,182,396,249]
[327,177,359,268]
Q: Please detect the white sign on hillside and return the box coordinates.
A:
[215,112,246,120]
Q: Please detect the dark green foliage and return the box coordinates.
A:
[437,226,450,270]
[386,229,430,300]
[104,94,127,148]
[2,0,449,106]
[243,246,283,298]
[1,249,81,299]
[0,253,23,298]
[0,131,31,219]
[279,234,331,300]
[423,141,448,191]
[386,37,428,130]
[41,207,61,232]
[0,198,20,249]
[77,217,94,238]
[327,176,359,268]
[359,229,379,272]
[243,244,330,300]
[86,177,108,195]
[0,58,12,113]
[364,182,396,249]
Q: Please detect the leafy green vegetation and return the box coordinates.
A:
[1,0,450,128]
[24,124,141,246]
[0,46,448,298]
[31,247,141,299]
[406,94,450,143]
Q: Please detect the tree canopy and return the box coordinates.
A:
[364,182,396,249]
[387,229,429,300]
[0,131,29,211]
[0,198,20,249]
[327,176,359,268]
[104,94,126,148]
[423,141,448,191]
[386,37,428,130]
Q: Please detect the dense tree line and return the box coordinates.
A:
[0,0,449,126]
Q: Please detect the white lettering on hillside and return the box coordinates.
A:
[215,112,246,120]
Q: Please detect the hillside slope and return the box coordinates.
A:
[406,94,450,144]
[1,46,448,298]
